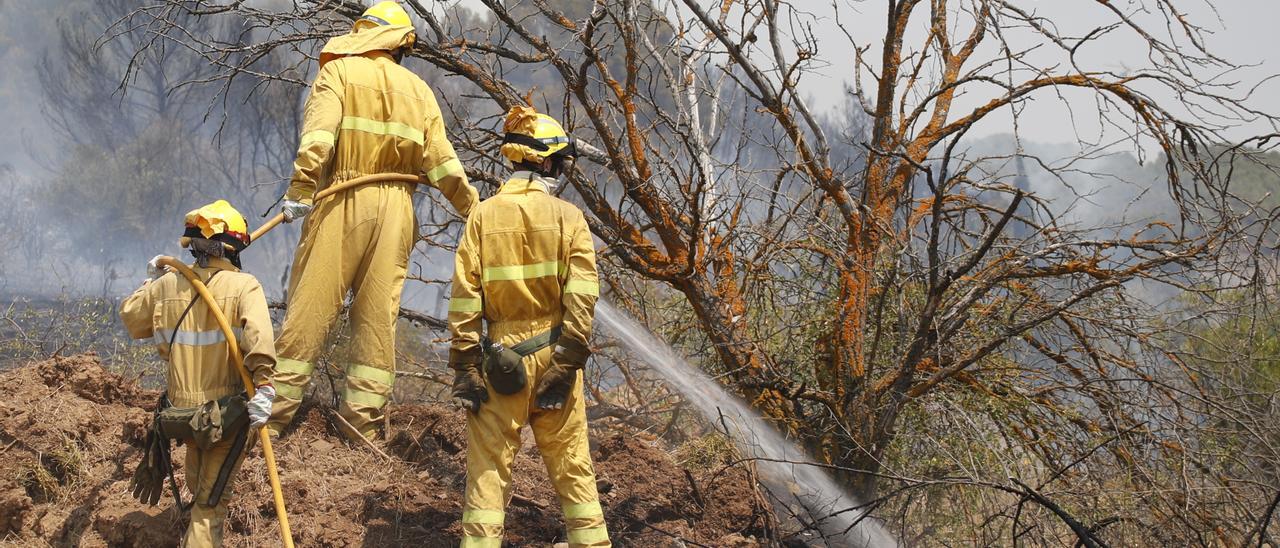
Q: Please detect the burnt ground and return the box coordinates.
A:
[0,354,771,546]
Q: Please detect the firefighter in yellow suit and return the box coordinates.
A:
[120,201,277,547]
[449,107,610,547]
[267,1,479,440]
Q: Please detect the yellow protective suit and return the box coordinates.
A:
[269,24,478,439]
[449,172,609,548]
[120,256,276,547]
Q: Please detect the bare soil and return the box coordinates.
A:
[0,354,771,546]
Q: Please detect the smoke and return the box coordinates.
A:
[0,0,308,298]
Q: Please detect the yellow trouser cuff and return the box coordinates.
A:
[462,509,504,524]
[563,501,603,519]
[343,388,388,408]
[568,526,609,545]
[347,363,396,386]
[277,358,315,376]
[460,536,502,548]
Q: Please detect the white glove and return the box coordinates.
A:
[248,385,276,428]
[281,200,313,223]
[146,255,166,280]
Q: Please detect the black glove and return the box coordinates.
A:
[129,429,169,506]
[534,362,580,411]
[451,366,489,414]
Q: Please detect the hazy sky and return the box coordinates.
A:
[3,0,1277,173]
[445,0,1278,145]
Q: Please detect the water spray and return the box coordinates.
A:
[595,301,897,547]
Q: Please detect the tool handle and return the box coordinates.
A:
[251,173,424,242]
[157,257,294,548]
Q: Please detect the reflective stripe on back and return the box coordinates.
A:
[340,116,424,145]
[482,261,561,283]
[152,327,243,347]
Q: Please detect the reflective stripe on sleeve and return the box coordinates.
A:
[482,261,561,283]
[562,500,603,519]
[299,129,335,147]
[427,158,464,183]
[340,116,424,145]
[462,509,505,524]
[567,526,609,545]
[346,363,396,386]
[449,297,483,313]
[563,279,599,297]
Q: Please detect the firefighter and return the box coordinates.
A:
[267,1,479,440]
[121,200,276,547]
[449,106,610,547]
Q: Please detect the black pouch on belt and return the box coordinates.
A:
[482,325,562,395]
[156,393,250,450]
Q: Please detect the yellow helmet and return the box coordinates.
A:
[181,199,251,250]
[500,106,577,164]
[355,1,415,45]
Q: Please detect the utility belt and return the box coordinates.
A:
[149,392,251,509]
[156,392,250,450]
[482,325,562,395]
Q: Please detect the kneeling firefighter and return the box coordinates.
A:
[449,106,610,547]
[120,200,276,547]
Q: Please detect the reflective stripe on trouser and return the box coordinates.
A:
[268,181,415,435]
[267,357,313,434]
[341,363,395,438]
[462,318,610,548]
[182,433,246,547]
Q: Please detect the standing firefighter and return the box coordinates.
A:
[267,1,478,440]
[449,107,610,547]
[121,200,276,547]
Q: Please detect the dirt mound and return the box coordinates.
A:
[0,355,770,546]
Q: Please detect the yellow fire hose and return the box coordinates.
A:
[250,173,423,242]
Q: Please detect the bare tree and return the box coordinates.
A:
[128,0,1280,543]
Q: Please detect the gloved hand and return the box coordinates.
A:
[247,385,275,428]
[130,429,170,506]
[280,200,313,223]
[450,366,489,414]
[146,255,166,280]
[534,363,580,411]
